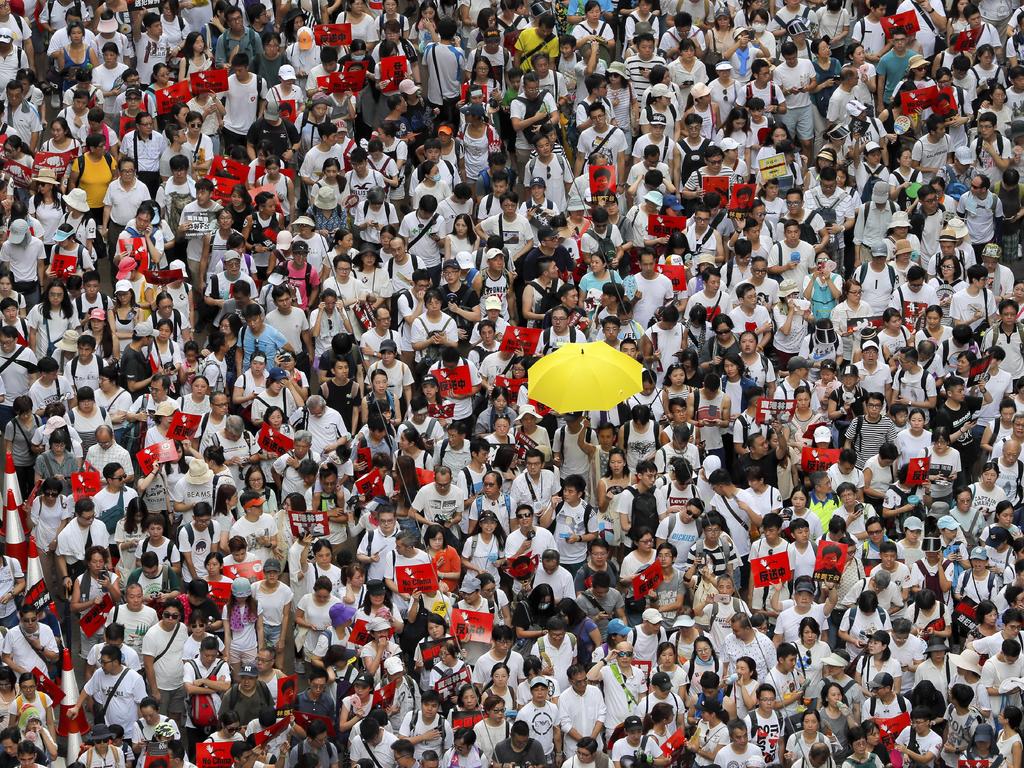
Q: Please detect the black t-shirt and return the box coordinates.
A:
[120,345,151,390]
[934,397,983,449]
[828,386,866,420]
[245,117,300,158]
[443,282,480,330]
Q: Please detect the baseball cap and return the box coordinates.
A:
[483,296,502,311]
[642,608,663,624]
[7,219,28,245]
[529,677,549,689]
[239,663,258,677]
[263,558,282,573]
[651,672,673,691]
[868,673,894,690]
[864,141,882,153]
[263,100,280,119]
[399,79,420,95]
[813,426,832,443]
[268,367,288,382]
[955,146,974,164]
[903,517,924,531]
[970,546,990,560]
[530,176,547,188]
[624,716,643,730]
[278,64,296,81]
[840,363,859,377]
[380,339,399,353]
[606,619,630,637]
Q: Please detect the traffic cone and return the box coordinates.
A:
[65,730,82,763]
[21,537,50,614]
[4,489,26,570]
[3,454,21,508]
[57,648,88,737]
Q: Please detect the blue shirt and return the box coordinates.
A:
[877,49,912,105]
[240,325,288,369]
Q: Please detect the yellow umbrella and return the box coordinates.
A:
[527,342,644,413]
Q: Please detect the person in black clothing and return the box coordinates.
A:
[440,259,481,337]
[933,375,983,482]
[119,323,157,396]
[245,101,300,162]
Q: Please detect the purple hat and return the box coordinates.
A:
[330,602,357,627]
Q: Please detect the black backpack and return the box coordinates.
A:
[624,486,659,541]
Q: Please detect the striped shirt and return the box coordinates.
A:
[624,54,666,102]
[844,415,899,469]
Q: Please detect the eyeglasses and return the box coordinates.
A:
[716,329,731,335]
[42,492,59,498]
[786,200,800,206]
[113,474,127,481]
[617,651,634,657]
[752,268,766,274]
[516,513,533,520]
[695,216,710,222]
[162,612,180,619]
[847,288,861,294]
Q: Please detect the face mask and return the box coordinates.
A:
[752,22,766,32]
[351,53,365,61]
[431,173,441,182]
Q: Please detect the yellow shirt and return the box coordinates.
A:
[78,153,115,210]
[515,27,558,70]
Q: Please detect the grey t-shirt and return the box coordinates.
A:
[492,737,548,768]
[577,587,626,639]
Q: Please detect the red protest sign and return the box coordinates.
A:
[48,250,78,279]
[277,674,298,713]
[661,728,687,757]
[144,754,171,768]
[355,468,386,497]
[293,711,336,737]
[373,678,399,708]
[906,456,931,485]
[136,440,178,475]
[648,213,688,238]
[655,264,687,291]
[396,563,439,594]
[756,398,795,425]
[4,157,31,189]
[167,411,202,441]
[952,25,982,52]
[452,608,494,644]
[427,403,455,418]
[32,148,78,179]
[900,86,937,115]
[499,326,541,354]
[143,269,186,285]
[813,540,848,585]
[80,594,114,637]
[728,183,757,218]
[154,80,191,115]
[881,10,919,37]
[932,86,959,117]
[750,551,793,589]
[379,55,407,92]
[317,72,350,94]
[209,580,231,609]
[801,447,840,473]
[208,154,249,182]
[434,364,473,398]
[257,423,295,454]
[118,236,148,267]
[701,175,730,202]
[224,561,263,580]
[71,470,101,501]
[288,510,330,538]
[313,22,353,46]
[189,68,228,94]
[278,99,298,122]
[252,715,291,747]
[348,618,372,646]
[340,61,368,92]
[31,669,64,706]
[117,114,135,138]
[968,354,993,387]
[632,560,664,600]
[874,712,911,750]
[846,313,884,334]
[196,740,234,768]
[493,375,527,395]
[589,164,616,203]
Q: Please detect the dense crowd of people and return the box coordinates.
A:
[3,0,1024,768]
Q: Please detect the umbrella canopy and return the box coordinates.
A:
[528,342,643,413]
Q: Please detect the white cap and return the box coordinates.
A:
[278,64,296,81]
[813,426,832,443]
[955,146,974,164]
[114,279,133,294]
[455,250,474,270]
[719,137,740,151]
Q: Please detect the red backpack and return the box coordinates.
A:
[187,660,225,729]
